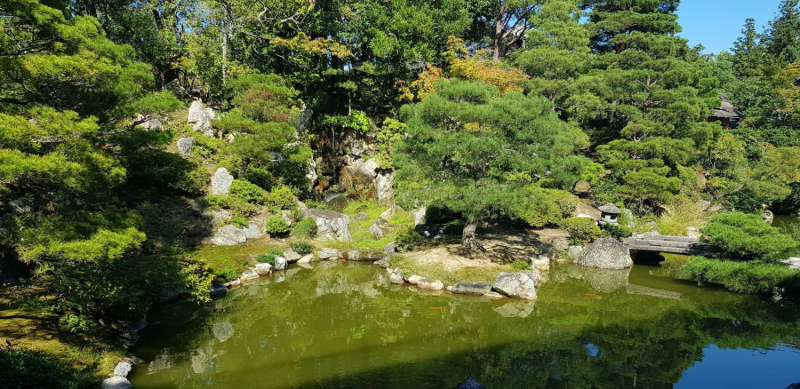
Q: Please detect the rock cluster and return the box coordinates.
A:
[304,208,352,241]
[187,101,215,137]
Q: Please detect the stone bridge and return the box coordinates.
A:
[627,234,711,256]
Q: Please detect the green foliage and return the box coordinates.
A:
[560,217,601,245]
[518,187,579,228]
[701,212,800,262]
[292,217,318,239]
[256,254,276,266]
[683,256,800,294]
[265,215,290,236]
[511,260,532,271]
[395,79,590,246]
[396,228,423,252]
[268,249,284,256]
[230,179,268,205]
[444,221,465,235]
[219,268,240,282]
[267,185,296,209]
[600,223,633,240]
[230,214,248,228]
[289,242,313,255]
[319,111,371,133]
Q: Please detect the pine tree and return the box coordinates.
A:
[764,0,800,64]
[731,18,766,78]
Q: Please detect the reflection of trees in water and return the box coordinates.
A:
[131,263,800,389]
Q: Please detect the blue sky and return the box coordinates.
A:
[676,0,784,54]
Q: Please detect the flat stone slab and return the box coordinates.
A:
[453,282,493,295]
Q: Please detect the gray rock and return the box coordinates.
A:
[9,197,33,214]
[550,236,570,252]
[318,247,341,260]
[212,321,234,342]
[373,258,391,268]
[298,254,313,264]
[389,268,405,284]
[452,282,492,295]
[379,207,396,220]
[577,237,633,269]
[304,208,352,241]
[223,278,241,288]
[782,257,800,271]
[138,114,164,131]
[102,376,135,389]
[494,301,535,318]
[242,222,264,239]
[522,269,542,287]
[209,283,227,296]
[369,224,385,238]
[187,101,214,137]
[383,242,396,254]
[177,137,194,156]
[254,263,272,276]
[273,256,288,270]
[492,272,537,300]
[573,180,591,195]
[357,212,369,220]
[296,105,313,135]
[211,224,247,246]
[283,250,302,263]
[211,167,234,196]
[453,379,487,389]
[531,257,550,270]
[113,361,132,377]
[483,291,505,299]
[414,207,427,226]
[567,246,584,261]
[376,172,395,207]
[407,274,424,285]
[417,279,445,290]
[240,269,259,281]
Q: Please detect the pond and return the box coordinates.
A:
[130,261,800,389]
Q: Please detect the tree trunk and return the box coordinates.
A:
[462,217,484,251]
[493,2,506,62]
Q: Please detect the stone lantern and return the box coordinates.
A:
[598,203,622,226]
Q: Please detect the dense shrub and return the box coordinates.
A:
[511,260,531,271]
[256,254,276,266]
[444,221,465,235]
[561,217,601,245]
[242,165,275,190]
[265,215,290,236]
[519,187,579,228]
[219,268,239,281]
[268,185,296,209]
[600,223,632,240]
[230,179,268,205]
[683,256,800,294]
[292,217,317,238]
[701,212,799,262]
[289,241,313,255]
[230,214,248,228]
[396,227,423,252]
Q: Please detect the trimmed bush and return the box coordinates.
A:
[600,223,632,240]
[519,187,579,228]
[230,179,268,205]
[256,254,276,266]
[268,248,284,256]
[219,268,239,282]
[289,241,313,255]
[396,227,423,252]
[511,260,531,271]
[561,217,601,245]
[268,185,296,209]
[292,217,317,239]
[701,212,799,262]
[230,214,248,228]
[265,215,290,236]
[683,256,800,294]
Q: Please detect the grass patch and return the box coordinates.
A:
[182,239,288,273]
[325,201,415,251]
[388,255,513,284]
[658,197,713,236]
[0,300,124,388]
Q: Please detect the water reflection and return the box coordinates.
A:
[130,262,800,389]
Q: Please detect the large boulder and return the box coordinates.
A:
[389,268,405,284]
[240,269,259,281]
[493,272,537,300]
[304,208,352,241]
[211,168,234,195]
[101,376,136,389]
[383,242,396,255]
[211,225,247,246]
[273,256,288,270]
[375,172,395,206]
[242,222,264,239]
[577,237,633,269]
[113,361,132,377]
[283,250,302,263]
[254,263,272,276]
[187,101,214,137]
[453,282,492,295]
[417,279,444,291]
[318,247,342,260]
[177,137,194,156]
[369,224,384,238]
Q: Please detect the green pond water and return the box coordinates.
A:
[129,259,800,389]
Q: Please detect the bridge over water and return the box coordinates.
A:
[627,234,711,256]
